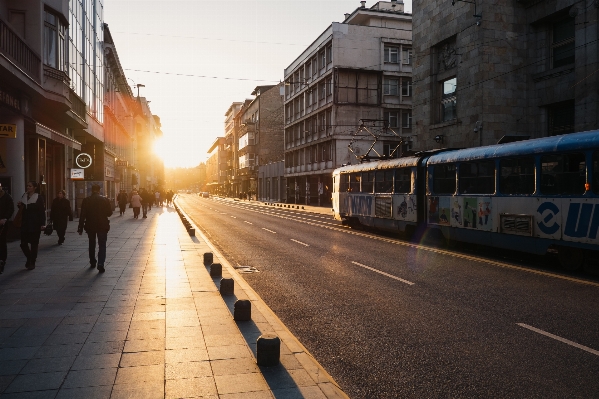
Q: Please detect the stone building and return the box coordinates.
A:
[284,0,413,205]
[206,137,227,195]
[412,0,599,150]
[234,84,284,199]
[104,24,137,196]
[223,102,242,196]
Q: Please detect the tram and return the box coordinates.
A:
[332,130,599,270]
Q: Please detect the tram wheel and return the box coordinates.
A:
[557,246,584,271]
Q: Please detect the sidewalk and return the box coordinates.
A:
[0,202,347,398]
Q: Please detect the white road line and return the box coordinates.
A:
[262,228,277,234]
[291,239,309,247]
[516,323,599,356]
[351,261,415,286]
[244,221,253,225]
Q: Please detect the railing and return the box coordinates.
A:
[69,89,87,121]
[0,19,41,82]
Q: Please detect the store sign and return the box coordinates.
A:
[75,153,92,168]
[105,167,113,178]
[0,124,17,138]
[71,169,84,180]
[0,88,20,112]
[116,160,128,167]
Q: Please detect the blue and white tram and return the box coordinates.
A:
[332,130,599,270]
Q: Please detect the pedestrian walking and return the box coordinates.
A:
[130,190,141,218]
[154,190,160,207]
[18,181,46,270]
[166,189,173,206]
[77,184,112,272]
[140,188,152,218]
[50,189,72,245]
[0,183,14,274]
[117,189,128,216]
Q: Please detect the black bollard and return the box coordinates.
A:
[257,334,280,366]
[203,252,213,265]
[220,278,234,295]
[188,228,195,236]
[210,263,222,277]
[234,300,251,321]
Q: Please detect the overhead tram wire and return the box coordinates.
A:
[123,69,279,83]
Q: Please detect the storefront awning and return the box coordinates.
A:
[36,123,82,150]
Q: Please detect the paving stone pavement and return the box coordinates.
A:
[0,202,347,399]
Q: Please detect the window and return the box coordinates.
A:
[306,60,312,79]
[552,17,575,68]
[326,44,332,64]
[44,9,67,72]
[402,111,412,129]
[500,157,535,195]
[541,153,586,195]
[459,161,495,194]
[441,77,457,122]
[312,56,318,76]
[384,46,399,63]
[320,50,326,69]
[384,78,399,96]
[402,48,412,65]
[319,82,326,100]
[383,143,399,158]
[593,151,599,194]
[375,170,394,193]
[402,79,412,97]
[384,111,399,128]
[548,100,575,136]
[339,174,349,192]
[394,168,411,193]
[326,77,332,97]
[432,164,456,194]
[349,173,361,192]
[362,172,374,193]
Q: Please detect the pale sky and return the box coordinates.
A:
[104,0,412,168]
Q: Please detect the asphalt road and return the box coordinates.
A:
[177,194,599,399]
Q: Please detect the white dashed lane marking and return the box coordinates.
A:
[291,239,309,247]
[262,228,277,234]
[351,261,415,286]
[517,323,599,356]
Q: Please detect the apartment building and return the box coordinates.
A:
[284,0,413,205]
[206,137,227,195]
[412,0,599,150]
[223,101,242,196]
[235,84,284,199]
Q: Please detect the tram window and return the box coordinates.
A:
[394,168,411,193]
[459,161,495,194]
[349,173,361,192]
[500,157,534,195]
[339,174,349,192]
[375,170,394,193]
[361,172,374,193]
[432,164,456,194]
[594,152,599,194]
[541,153,586,195]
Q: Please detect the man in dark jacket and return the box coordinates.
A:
[0,183,14,273]
[78,184,112,273]
[18,181,46,270]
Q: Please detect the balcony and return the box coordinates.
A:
[0,18,41,82]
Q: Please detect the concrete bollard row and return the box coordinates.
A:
[257,334,280,366]
[210,263,222,277]
[220,277,234,295]
[203,252,213,266]
[234,299,251,321]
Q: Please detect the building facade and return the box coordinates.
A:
[0,0,86,217]
[223,101,242,196]
[235,84,284,199]
[206,137,227,195]
[412,0,599,150]
[284,0,413,205]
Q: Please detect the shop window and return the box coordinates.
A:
[499,157,535,195]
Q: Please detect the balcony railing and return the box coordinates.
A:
[0,19,41,82]
[69,89,86,121]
